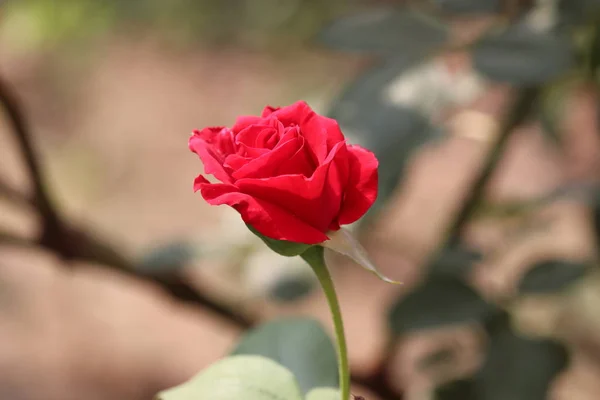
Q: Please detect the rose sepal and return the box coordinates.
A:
[246,223,314,257]
[247,224,401,285]
[323,228,402,285]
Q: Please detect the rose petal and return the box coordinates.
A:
[189,133,233,184]
[237,144,270,158]
[195,179,328,244]
[275,136,315,176]
[300,112,345,158]
[232,137,303,180]
[191,127,235,157]
[193,174,211,192]
[223,153,252,171]
[266,101,345,163]
[236,125,274,148]
[235,118,282,149]
[261,105,280,117]
[237,142,348,233]
[338,145,378,225]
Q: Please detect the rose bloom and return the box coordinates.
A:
[189,101,378,244]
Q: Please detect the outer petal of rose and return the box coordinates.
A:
[192,126,225,141]
[192,127,235,156]
[193,174,210,192]
[194,176,328,244]
[236,142,347,233]
[337,145,378,225]
[261,105,280,117]
[266,101,345,163]
[189,135,233,184]
[232,137,303,180]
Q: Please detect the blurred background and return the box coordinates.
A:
[0,0,599,399]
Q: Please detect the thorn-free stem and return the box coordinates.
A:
[301,246,350,400]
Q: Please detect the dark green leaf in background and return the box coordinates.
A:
[137,241,196,273]
[433,0,500,14]
[230,318,338,394]
[557,0,600,26]
[435,379,477,400]
[318,7,448,56]
[588,22,600,79]
[537,76,581,145]
[476,320,569,400]
[269,275,316,303]
[473,26,575,85]
[518,259,589,294]
[428,244,483,278]
[388,278,498,335]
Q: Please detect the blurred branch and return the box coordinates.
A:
[443,87,540,247]
[0,178,34,208]
[0,229,32,247]
[0,74,253,327]
[472,181,600,220]
[0,76,65,246]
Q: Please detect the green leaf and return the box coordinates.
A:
[318,7,447,55]
[435,379,476,400]
[473,26,575,85]
[305,388,340,400]
[269,275,316,303]
[329,58,438,218]
[428,244,482,278]
[538,76,581,145]
[388,278,498,335]
[137,241,196,273]
[231,318,338,394]
[476,320,569,400]
[558,0,600,26]
[433,0,500,14]
[155,355,303,400]
[518,259,588,294]
[246,224,313,257]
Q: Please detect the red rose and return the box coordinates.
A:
[189,101,378,244]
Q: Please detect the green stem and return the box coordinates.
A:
[301,246,350,400]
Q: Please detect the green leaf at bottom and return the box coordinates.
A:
[306,388,340,400]
[156,355,303,400]
[230,318,338,394]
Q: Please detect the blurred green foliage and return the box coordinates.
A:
[1,0,354,52]
[315,0,598,399]
[230,318,338,394]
